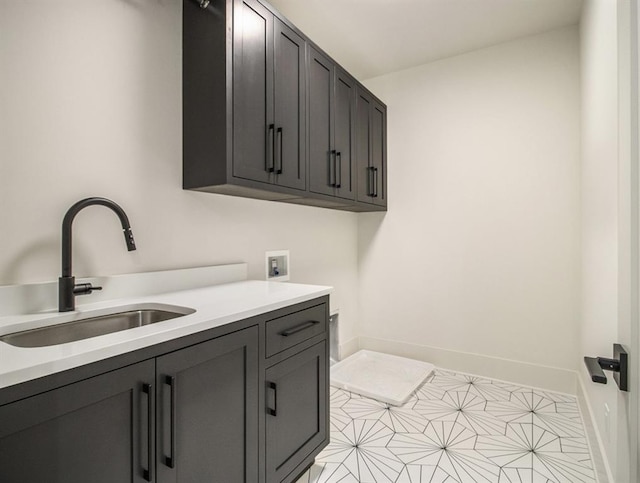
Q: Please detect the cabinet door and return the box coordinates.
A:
[0,360,155,483]
[274,19,306,190]
[355,88,386,206]
[334,68,356,200]
[265,341,328,483]
[156,326,259,483]
[355,88,374,203]
[233,0,274,184]
[371,100,387,206]
[308,47,335,197]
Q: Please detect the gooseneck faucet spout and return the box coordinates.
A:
[59,197,137,312]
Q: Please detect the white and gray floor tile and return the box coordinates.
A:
[296,369,596,483]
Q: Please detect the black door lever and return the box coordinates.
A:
[584,343,628,391]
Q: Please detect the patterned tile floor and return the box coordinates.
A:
[296,369,596,483]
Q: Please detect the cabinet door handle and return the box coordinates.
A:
[142,383,153,482]
[330,150,336,187]
[278,320,320,337]
[267,381,278,416]
[336,152,342,189]
[373,167,379,198]
[368,166,375,197]
[164,375,177,469]
[276,127,283,174]
[267,124,275,173]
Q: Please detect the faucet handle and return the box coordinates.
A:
[73,283,103,295]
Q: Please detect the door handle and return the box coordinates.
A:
[164,375,177,468]
[584,344,628,391]
[267,124,275,173]
[142,383,153,482]
[276,127,283,174]
[267,381,278,416]
[330,150,337,187]
[368,166,375,197]
[373,167,379,198]
[336,152,342,188]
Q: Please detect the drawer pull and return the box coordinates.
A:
[278,320,320,337]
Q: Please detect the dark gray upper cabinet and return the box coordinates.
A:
[273,19,306,190]
[334,70,358,199]
[232,0,274,186]
[308,47,356,201]
[356,87,387,207]
[184,0,306,199]
[183,0,387,211]
[232,0,306,190]
[307,49,333,197]
[0,360,155,483]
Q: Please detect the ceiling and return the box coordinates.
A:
[267,0,583,80]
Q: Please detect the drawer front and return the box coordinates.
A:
[266,304,327,358]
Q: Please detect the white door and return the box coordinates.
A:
[583,2,639,481]
[633,2,640,479]
[617,1,639,481]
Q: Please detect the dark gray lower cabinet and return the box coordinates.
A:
[0,297,329,483]
[266,341,328,483]
[0,360,155,483]
[0,329,259,483]
[156,326,259,483]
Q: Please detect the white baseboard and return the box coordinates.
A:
[577,375,614,483]
[339,337,360,360]
[357,336,577,394]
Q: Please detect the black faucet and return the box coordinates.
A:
[59,197,137,312]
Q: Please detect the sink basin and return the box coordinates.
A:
[0,306,195,348]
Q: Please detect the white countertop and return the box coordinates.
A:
[0,280,332,390]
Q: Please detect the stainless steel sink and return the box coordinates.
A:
[0,307,194,348]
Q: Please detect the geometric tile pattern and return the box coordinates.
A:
[296,368,596,483]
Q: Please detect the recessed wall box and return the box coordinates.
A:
[265,250,290,282]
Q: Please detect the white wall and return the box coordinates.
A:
[0,1,359,345]
[359,27,581,383]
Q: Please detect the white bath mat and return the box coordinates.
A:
[330,350,434,406]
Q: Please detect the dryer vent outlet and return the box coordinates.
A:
[265,250,290,282]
